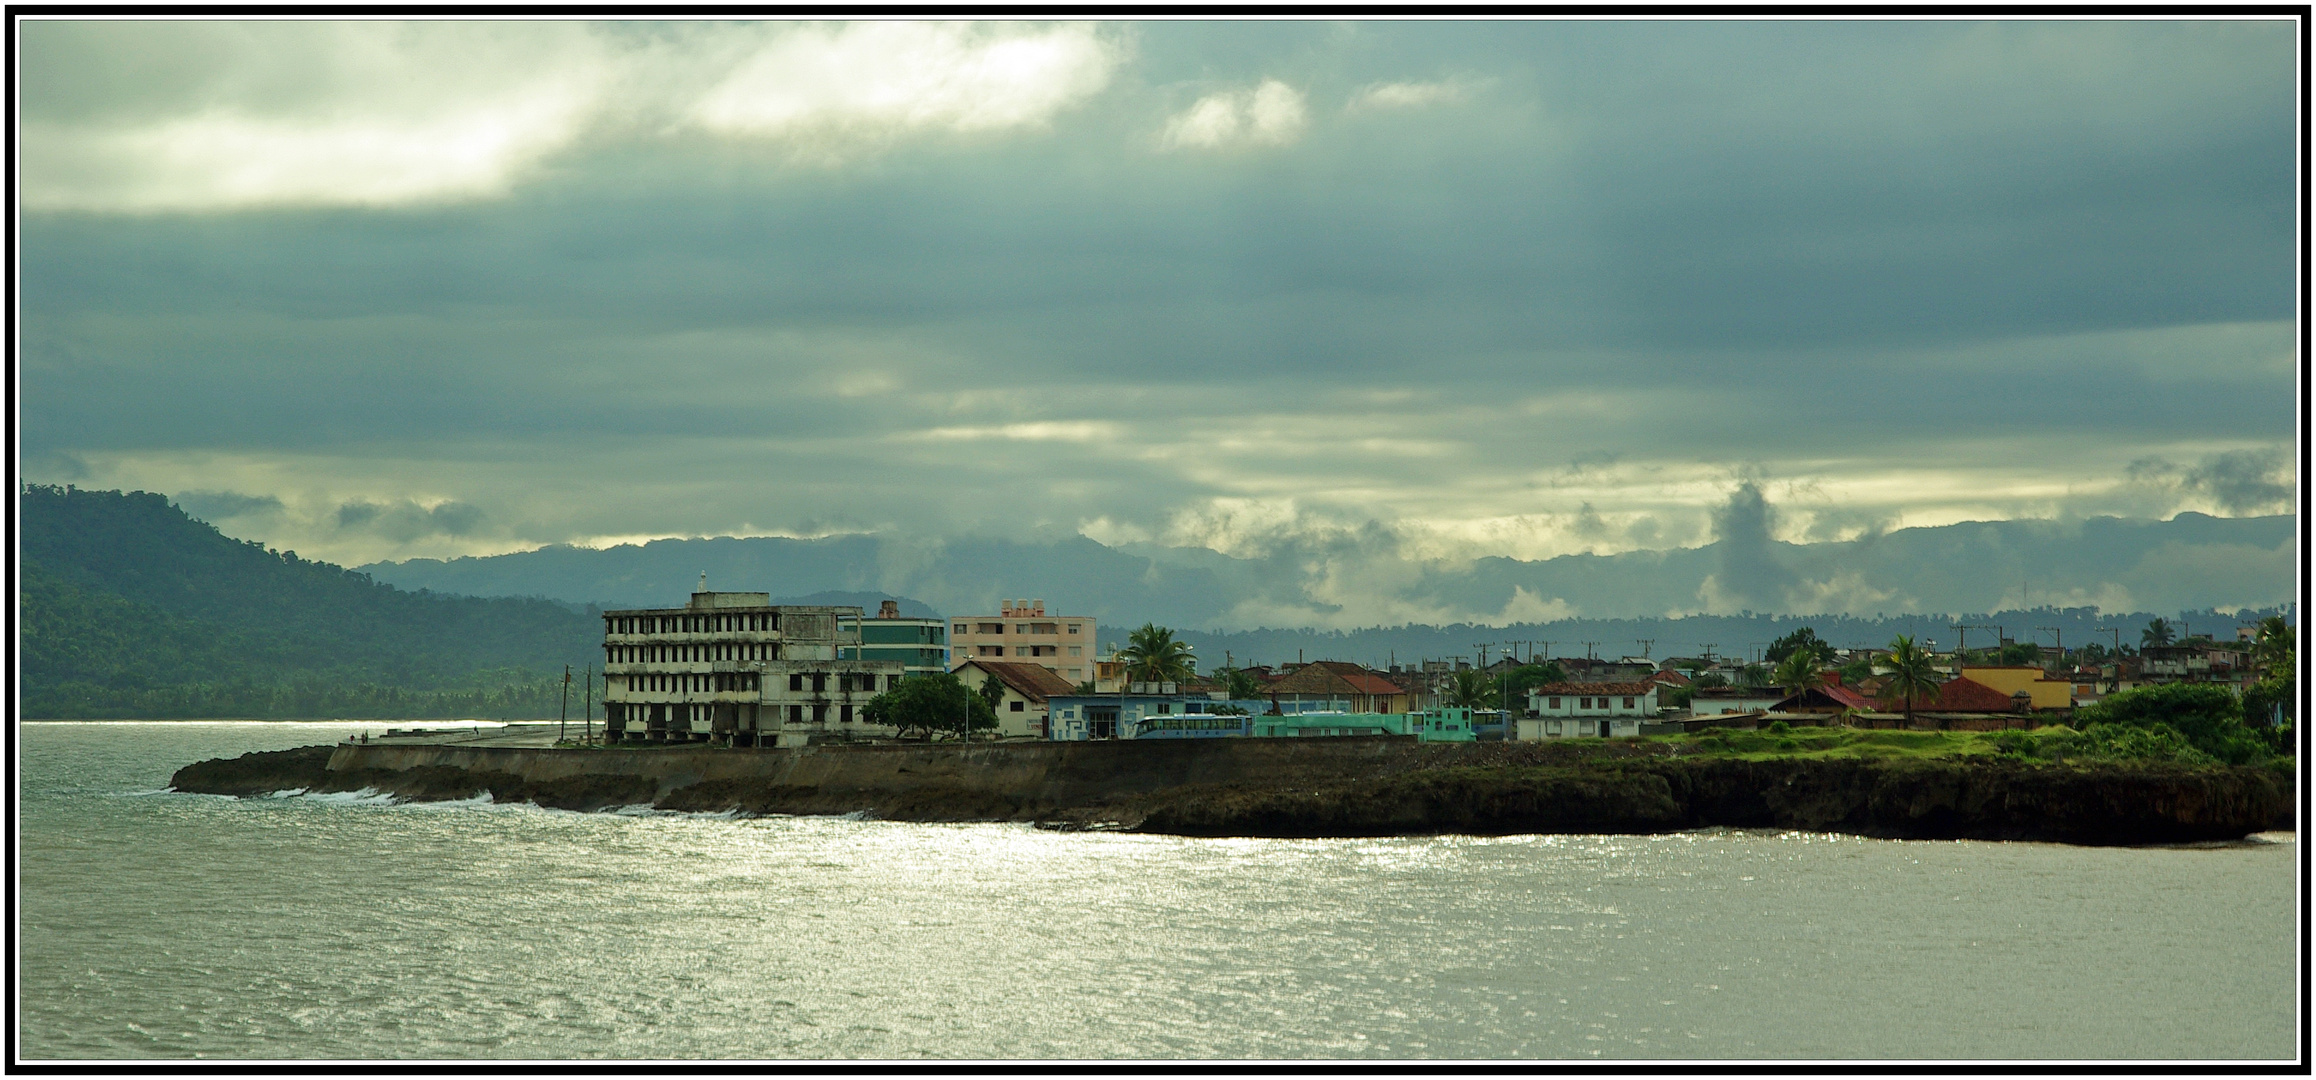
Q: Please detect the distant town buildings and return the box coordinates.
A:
[599,581,2283,746]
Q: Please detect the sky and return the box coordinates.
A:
[16,18,2303,615]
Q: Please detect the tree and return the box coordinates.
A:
[1446,668,1495,709]
[2252,615,2295,679]
[1214,665,1262,700]
[1765,627,1837,666]
[2141,618,2175,648]
[1995,641,2044,667]
[1691,671,1730,689]
[1874,634,1942,727]
[1118,623,1196,684]
[1736,663,1770,689]
[1773,650,1822,702]
[860,673,994,740]
[1493,663,1559,710]
[976,669,1007,720]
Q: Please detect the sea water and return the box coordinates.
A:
[15,721,2301,1061]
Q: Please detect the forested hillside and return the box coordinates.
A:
[20,486,600,718]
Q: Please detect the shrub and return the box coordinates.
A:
[1774,737,1799,751]
[1988,730,2037,758]
[2076,683,2271,765]
[1767,720,1791,734]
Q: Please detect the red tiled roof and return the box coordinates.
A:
[1532,682,1657,696]
[1893,676,2021,713]
[1266,660,1406,697]
[1643,669,1692,687]
[1773,684,1877,712]
[956,660,1077,702]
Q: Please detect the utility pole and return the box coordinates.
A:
[560,664,571,744]
[584,664,594,745]
[1475,643,1492,671]
[1583,641,1599,660]
[1538,641,1556,660]
[1635,638,1654,660]
[1700,643,1717,665]
[2038,627,2063,669]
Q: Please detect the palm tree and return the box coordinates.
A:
[2142,618,2175,649]
[2252,616,2295,679]
[1446,668,1495,709]
[1874,634,1942,727]
[1118,623,1196,685]
[1773,650,1822,704]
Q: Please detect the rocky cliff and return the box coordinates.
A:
[168,738,2294,845]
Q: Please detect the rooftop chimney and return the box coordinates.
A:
[878,599,900,619]
[697,572,708,593]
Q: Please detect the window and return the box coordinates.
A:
[1623,697,1636,708]
[811,672,827,693]
[1548,697,1561,708]
[789,673,804,692]
[1031,622,1057,635]
[978,622,1004,634]
[1581,697,1594,709]
[1015,624,1027,634]
[955,624,968,635]
[1068,624,1081,635]
[891,674,906,690]
[1069,646,1082,657]
[1010,700,1024,712]
[789,704,803,723]
[841,705,854,724]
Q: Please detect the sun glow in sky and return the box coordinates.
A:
[16,18,2300,613]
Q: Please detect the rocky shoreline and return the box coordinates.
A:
[169,741,2294,845]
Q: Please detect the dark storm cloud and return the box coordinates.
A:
[13,18,2300,579]
[1708,482,1800,612]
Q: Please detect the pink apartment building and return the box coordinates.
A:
[948,599,1096,686]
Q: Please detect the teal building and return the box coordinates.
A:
[837,602,948,677]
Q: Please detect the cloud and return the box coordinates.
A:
[1160,79,1307,149]
[20,22,617,212]
[688,22,1121,149]
[1346,78,1477,110]
[173,489,285,523]
[1702,481,1798,612]
[2122,447,2296,517]
[335,498,485,543]
[18,21,1122,211]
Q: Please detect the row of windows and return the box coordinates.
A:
[608,612,778,635]
[610,642,778,663]
[1544,696,1639,709]
[970,644,1081,658]
[620,672,902,695]
[957,622,1082,636]
[627,672,762,694]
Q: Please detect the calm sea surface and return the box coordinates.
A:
[16,721,2302,1061]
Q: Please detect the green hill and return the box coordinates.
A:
[19,485,601,718]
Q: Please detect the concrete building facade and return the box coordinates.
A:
[947,599,1096,686]
[602,588,903,745]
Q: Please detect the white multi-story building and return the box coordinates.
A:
[1521,681,1660,739]
[947,599,1096,686]
[602,585,903,745]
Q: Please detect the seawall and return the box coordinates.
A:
[168,738,2295,845]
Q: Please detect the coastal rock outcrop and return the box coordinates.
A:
[169,740,2294,845]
